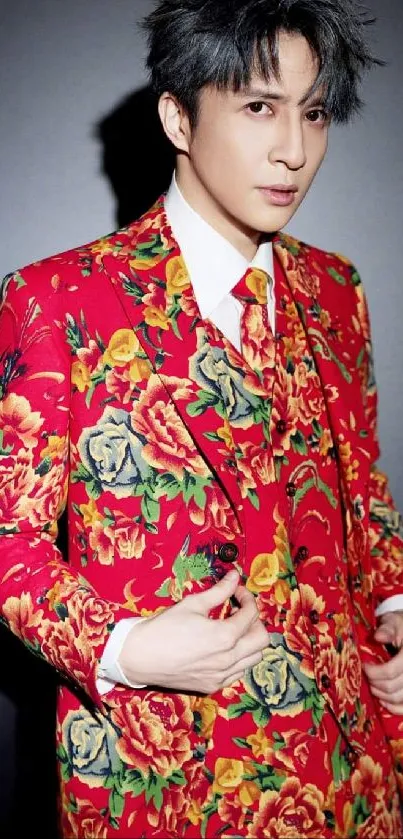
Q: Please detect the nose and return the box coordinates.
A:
[269,114,307,171]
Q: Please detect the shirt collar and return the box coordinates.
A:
[164,175,274,319]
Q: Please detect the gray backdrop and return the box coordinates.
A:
[0,0,402,833]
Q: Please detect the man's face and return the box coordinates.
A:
[169,32,330,256]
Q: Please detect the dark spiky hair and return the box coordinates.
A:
[143,0,380,126]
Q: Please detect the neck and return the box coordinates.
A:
[175,163,260,262]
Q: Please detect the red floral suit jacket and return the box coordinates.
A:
[1,197,403,838]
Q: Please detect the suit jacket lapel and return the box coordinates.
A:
[100,199,244,523]
[274,235,373,574]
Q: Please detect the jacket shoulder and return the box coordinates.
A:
[278,232,358,278]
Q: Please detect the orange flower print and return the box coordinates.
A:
[284,585,328,677]
[111,693,193,778]
[0,393,43,450]
[67,591,117,644]
[2,592,43,639]
[188,486,239,541]
[249,776,326,838]
[0,451,37,525]
[132,375,209,480]
[336,637,361,710]
[89,521,114,566]
[236,441,276,497]
[64,799,109,838]
[166,255,191,296]
[38,619,93,686]
[351,755,384,803]
[114,516,146,560]
[271,369,300,456]
[355,799,401,838]
[241,303,275,374]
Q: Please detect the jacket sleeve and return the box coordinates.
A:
[0,261,135,708]
[353,271,403,609]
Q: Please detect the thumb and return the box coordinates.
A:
[375,614,402,646]
[190,570,240,614]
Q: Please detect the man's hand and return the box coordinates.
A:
[118,570,268,694]
[364,611,403,714]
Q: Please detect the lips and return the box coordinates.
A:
[259,185,298,207]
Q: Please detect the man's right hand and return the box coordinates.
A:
[118,570,268,694]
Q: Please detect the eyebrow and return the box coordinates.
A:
[235,87,326,108]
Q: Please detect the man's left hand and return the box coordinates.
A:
[364,611,403,714]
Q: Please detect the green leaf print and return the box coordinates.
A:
[109,788,125,819]
[331,736,352,788]
[141,494,160,524]
[327,267,347,286]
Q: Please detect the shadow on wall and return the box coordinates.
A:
[0,87,175,838]
[97,85,176,227]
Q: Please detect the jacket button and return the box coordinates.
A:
[218,543,239,563]
[286,482,297,497]
[276,420,287,434]
[295,546,309,563]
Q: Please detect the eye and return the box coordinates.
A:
[306,108,329,124]
[246,101,272,116]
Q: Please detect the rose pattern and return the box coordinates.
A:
[0,198,402,838]
[78,406,149,497]
[245,633,315,718]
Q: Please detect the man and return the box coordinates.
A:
[1,0,403,836]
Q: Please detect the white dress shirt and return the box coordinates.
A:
[97,175,401,694]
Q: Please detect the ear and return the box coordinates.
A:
[158,92,192,154]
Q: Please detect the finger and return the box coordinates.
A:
[379,700,403,716]
[370,684,403,703]
[226,588,260,638]
[191,570,239,613]
[222,671,247,688]
[364,649,403,681]
[223,649,264,681]
[376,614,403,647]
[375,625,397,643]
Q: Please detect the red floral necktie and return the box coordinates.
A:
[231,267,275,379]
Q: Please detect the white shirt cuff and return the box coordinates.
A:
[375,595,403,618]
[97,617,147,695]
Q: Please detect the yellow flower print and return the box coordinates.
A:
[246,267,269,304]
[89,238,115,258]
[103,329,140,367]
[71,361,91,392]
[166,255,191,296]
[274,578,291,605]
[339,440,359,482]
[79,498,103,528]
[319,428,333,456]
[319,308,331,329]
[187,800,204,826]
[246,727,271,759]
[129,357,152,383]
[144,305,170,331]
[238,780,260,807]
[212,758,244,795]
[217,422,233,449]
[192,696,218,740]
[247,552,280,593]
[41,435,66,460]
